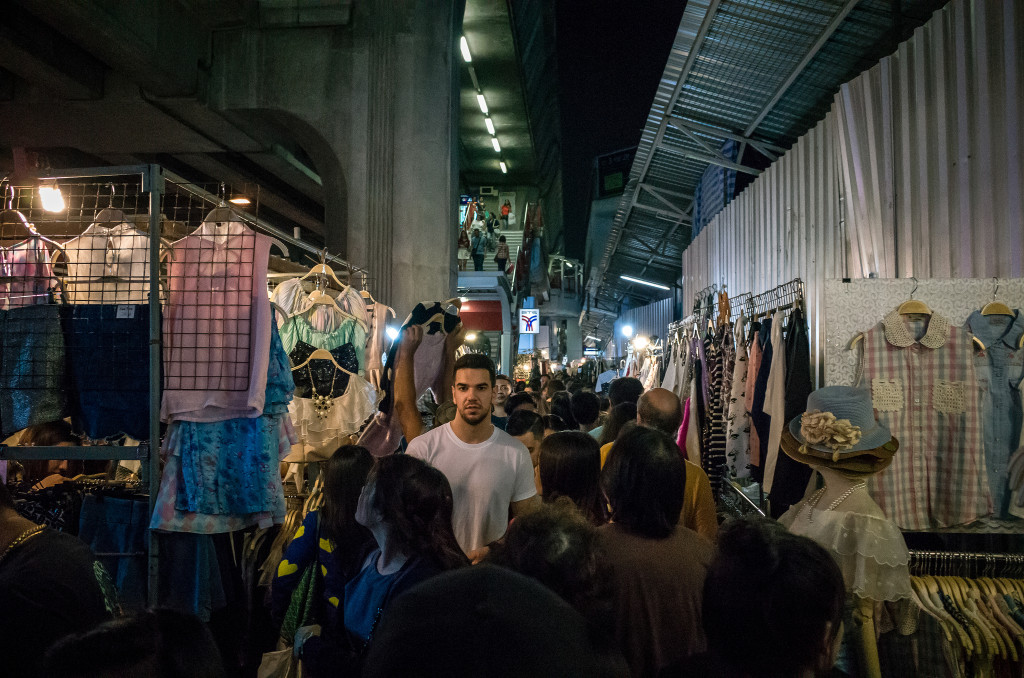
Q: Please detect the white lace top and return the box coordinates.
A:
[779,504,913,602]
[288,374,378,458]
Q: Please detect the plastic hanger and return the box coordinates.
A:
[0,184,68,262]
[200,200,289,258]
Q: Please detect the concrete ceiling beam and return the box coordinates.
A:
[13,0,204,97]
[0,10,104,100]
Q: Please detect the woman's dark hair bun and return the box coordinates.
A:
[717,517,784,575]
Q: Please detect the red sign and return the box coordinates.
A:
[459,300,504,331]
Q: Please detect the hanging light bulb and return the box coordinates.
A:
[39,184,65,212]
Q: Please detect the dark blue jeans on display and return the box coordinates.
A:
[78,494,149,611]
[60,304,150,440]
[156,532,226,622]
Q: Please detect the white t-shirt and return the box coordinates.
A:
[405,422,536,553]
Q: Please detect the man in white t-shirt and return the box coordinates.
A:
[406,353,539,561]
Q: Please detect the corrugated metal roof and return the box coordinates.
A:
[583,0,951,339]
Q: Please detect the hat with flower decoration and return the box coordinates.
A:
[780,386,898,474]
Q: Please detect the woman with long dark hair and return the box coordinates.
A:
[548,391,578,430]
[296,454,468,674]
[272,446,375,637]
[597,402,637,447]
[598,426,714,676]
[538,431,605,525]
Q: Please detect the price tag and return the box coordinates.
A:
[116,305,135,319]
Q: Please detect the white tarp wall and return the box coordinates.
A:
[680,0,1024,386]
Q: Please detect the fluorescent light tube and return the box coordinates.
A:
[477,94,488,114]
[485,117,495,135]
[460,36,472,63]
[620,275,670,290]
[491,138,501,152]
[499,161,507,174]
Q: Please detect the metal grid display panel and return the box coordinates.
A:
[161,182,265,394]
[0,178,156,443]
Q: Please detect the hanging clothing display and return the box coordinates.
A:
[60,303,150,441]
[151,320,295,534]
[965,310,1024,519]
[0,237,57,309]
[161,220,272,423]
[724,316,751,479]
[667,280,809,510]
[62,222,158,304]
[855,309,991,529]
[767,308,813,516]
[359,300,460,457]
[0,304,68,438]
[279,315,367,378]
[364,300,396,388]
[824,278,1024,530]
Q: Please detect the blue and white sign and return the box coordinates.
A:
[519,309,539,334]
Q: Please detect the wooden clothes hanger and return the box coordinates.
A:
[289,347,356,377]
[299,249,346,290]
[897,277,932,316]
[296,251,361,322]
[981,279,1014,317]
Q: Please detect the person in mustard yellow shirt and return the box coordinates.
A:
[599,388,717,543]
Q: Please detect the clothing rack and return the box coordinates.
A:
[745,278,804,318]
[1,165,368,609]
[690,283,718,315]
[0,164,163,606]
[163,171,369,277]
[910,550,1024,578]
[728,292,753,321]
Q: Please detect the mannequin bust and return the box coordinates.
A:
[781,460,909,678]
[812,465,886,519]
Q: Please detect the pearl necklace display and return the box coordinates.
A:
[307,364,338,421]
[799,481,867,522]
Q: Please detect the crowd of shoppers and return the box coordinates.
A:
[3,333,847,678]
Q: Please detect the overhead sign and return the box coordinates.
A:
[596,148,637,198]
[519,309,539,334]
[583,347,600,357]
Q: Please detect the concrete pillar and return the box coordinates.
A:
[208,0,462,315]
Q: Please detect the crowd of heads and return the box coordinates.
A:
[2,363,847,678]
